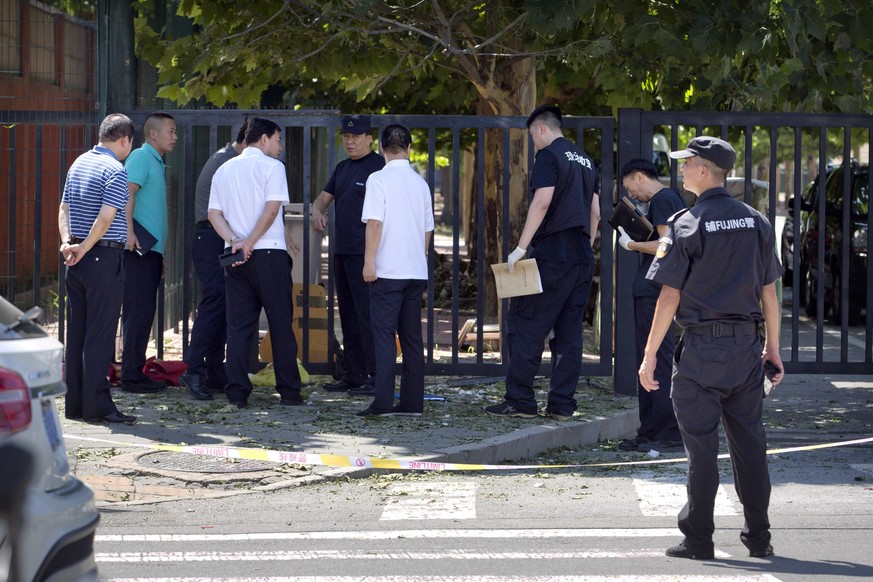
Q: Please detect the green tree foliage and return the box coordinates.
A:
[135,0,873,114]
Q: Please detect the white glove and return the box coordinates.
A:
[617,226,634,251]
[507,246,526,272]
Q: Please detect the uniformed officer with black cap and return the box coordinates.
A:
[639,135,785,560]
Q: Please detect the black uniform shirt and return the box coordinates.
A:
[646,187,782,327]
[324,150,385,254]
[528,136,597,262]
[633,187,687,299]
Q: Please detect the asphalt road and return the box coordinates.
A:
[94,432,873,581]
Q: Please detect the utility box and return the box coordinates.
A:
[259,283,329,364]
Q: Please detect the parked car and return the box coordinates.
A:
[798,163,869,325]
[0,295,99,582]
[783,165,839,285]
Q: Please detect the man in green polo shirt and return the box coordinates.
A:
[121,112,177,393]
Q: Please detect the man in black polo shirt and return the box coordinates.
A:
[179,122,248,400]
[640,136,784,560]
[311,114,385,396]
[485,105,599,421]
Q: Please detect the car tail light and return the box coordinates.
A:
[0,366,32,434]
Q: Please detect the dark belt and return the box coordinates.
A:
[686,321,759,337]
[196,220,213,229]
[70,237,125,250]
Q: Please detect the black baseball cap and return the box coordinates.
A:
[669,136,736,171]
[340,114,371,135]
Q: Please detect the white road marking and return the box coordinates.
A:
[633,472,737,517]
[380,481,477,521]
[106,575,783,582]
[96,528,682,542]
[98,549,735,562]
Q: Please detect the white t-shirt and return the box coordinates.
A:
[361,159,434,280]
[208,147,289,250]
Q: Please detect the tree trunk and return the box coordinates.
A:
[466,57,536,320]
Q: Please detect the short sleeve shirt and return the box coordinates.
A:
[633,187,686,298]
[646,187,783,327]
[361,159,434,280]
[194,144,238,223]
[209,147,290,251]
[125,143,168,255]
[62,146,128,243]
[528,137,597,262]
[323,150,385,254]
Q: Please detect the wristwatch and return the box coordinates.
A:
[226,235,238,246]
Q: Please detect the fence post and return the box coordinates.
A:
[614,109,642,396]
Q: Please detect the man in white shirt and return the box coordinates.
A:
[358,124,434,417]
[207,118,303,408]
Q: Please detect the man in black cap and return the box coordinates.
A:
[484,105,599,420]
[311,114,385,395]
[640,135,784,560]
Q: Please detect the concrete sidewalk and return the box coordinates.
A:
[60,375,636,505]
[59,373,873,506]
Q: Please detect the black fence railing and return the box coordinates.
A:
[3,109,872,388]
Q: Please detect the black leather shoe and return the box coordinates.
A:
[323,379,356,392]
[665,540,715,560]
[180,372,213,400]
[618,435,650,451]
[228,400,247,409]
[121,377,166,393]
[348,383,374,396]
[280,394,306,406]
[98,411,137,424]
[749,544,774,558]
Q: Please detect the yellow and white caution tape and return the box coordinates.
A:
[63,434,873,472]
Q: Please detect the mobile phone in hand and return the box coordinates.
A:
[763,360,781,381]
[218,249,243,268]
[763,360,781,397]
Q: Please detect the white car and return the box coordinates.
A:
[0,295,98,582]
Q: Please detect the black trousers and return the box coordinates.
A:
[121,249,163,382]
[334,253,375,384]
[64,246,125,419]
[634,295,680,442]
[671,326,771,552]
[504,254,594,415]
[184,226,228,388]
[224,249,301,403]
[369,278,427,413]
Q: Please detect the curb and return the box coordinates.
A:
[83,409,638,505]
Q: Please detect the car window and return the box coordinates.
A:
[0,296,47,339]
[853,172,868,218]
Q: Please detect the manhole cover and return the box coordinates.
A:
[138,451,280,473]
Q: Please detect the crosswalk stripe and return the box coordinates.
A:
[98,549,735,562]
[96,528,681,542]
[105,575,784,582]
[380,481,477,521]
[633,472,737,517]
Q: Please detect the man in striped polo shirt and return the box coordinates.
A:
[58,113,137,424]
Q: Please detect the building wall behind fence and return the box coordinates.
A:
[0,0,97,316]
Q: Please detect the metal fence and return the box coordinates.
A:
[3,107,872,384]
[112,111,615,378]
